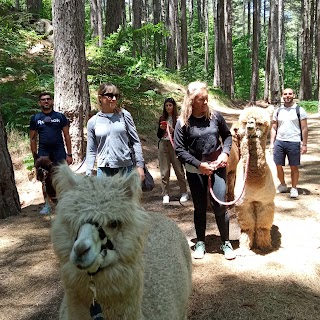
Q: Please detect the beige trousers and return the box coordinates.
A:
[158,139,187,196]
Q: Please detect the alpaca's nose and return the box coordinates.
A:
[74,239,91,258]
[247,118,256,130]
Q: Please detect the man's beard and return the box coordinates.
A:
[42,105,51,110]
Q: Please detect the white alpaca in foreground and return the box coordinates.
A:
[52,165,192,320]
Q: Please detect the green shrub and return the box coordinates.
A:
[298,101,318,113]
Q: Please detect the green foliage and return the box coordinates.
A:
[233,36,252,99]
[298,101,318,113]
[23,153,35,171]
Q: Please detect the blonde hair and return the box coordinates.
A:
[97,83,121,113]
[179,81,212,127]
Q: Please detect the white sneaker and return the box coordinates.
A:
[39,203,51,214]
[163,195,170,204]
[180,193,189,203]
[193,241,206,259]
[277,184,288,193]
[290,187,299,198]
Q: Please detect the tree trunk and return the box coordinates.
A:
[0,114,20,219]
[175,0,182,70]
[204,0,209,72]
[53,0,90,163]
[224,0,234,98]
[279,0,284,91]
[181,0,188,67]
[269,0,280,104]
[316,0,320,109]
[26,0,42,18]
[299,0,314,100]
[263,17,271,102]
[90,0,103,47]
[153,0,162,65]
[105,0,125,36]
[166,0,176,69]
[250,0,261,103]
[132,0,142,57]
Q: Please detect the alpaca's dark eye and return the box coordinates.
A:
[108,220,121,229]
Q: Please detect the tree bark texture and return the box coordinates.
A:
[316,0,320,109]
[0,114,20,219]
[250,0,261,102]
[53,0,90,163]
[90,0,103,47]
[105,0,125,36]
[269,0,280,104]
[299,0,314,100]
[204,0,209,72]
[132,0,142,57]
[26,0,42,18]
[166,0,176,69]
[180,0,188,67]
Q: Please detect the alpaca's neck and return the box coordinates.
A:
[240,137,268,178]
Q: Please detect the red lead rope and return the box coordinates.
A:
[166,125,175,148]
[208,153,250,206]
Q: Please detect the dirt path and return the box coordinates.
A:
[1,111,320,320]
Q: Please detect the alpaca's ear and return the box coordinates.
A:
[53,164,79,196]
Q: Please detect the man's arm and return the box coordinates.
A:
[269,121,277,147]
[30,129,38,162]
[62,125,73,165]
[300,119,308,154]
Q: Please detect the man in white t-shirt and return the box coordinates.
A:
[269,88,308,198]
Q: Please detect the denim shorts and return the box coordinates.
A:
[273,140,301,166]
[97,165,133,177]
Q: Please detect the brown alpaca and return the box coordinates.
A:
[226,122,240,202]
[35,156,57,204]
[234,107,275,252]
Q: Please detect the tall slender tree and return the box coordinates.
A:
[180,0,188,68]
[250,0,261,102]
[0,114,20,219]
[132,0,142,57]
[300,0,314,100]
[166,0,176,69]
[53,0,90,163]
[105,0,125,36]
[90,0,103,47]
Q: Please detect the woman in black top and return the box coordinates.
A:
[174,81,235,260]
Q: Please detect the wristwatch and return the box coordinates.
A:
[67,153,72,157]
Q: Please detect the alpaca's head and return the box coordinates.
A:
[35,156,53,181]
[238,106,270,140]
[52,165,149,275]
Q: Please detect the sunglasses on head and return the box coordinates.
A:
[100,93,120,99]
[40,98,52,101]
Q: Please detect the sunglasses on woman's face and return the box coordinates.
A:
[100,93,120,99]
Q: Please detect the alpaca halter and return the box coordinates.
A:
[78,221,114,276]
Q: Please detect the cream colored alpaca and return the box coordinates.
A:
[234,107,275,252]
[51,165,192,320]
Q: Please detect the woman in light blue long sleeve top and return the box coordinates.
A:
[86,83,145,180]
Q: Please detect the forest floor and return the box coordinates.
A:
[1,105,320,320]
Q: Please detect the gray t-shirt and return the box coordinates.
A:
[85,109,144,175]
[273,103,307,142]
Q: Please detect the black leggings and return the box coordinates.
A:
[186,167,229,243]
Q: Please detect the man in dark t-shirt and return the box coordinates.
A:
[29,92,73,214]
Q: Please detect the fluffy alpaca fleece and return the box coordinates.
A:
[51,165,192,320]
[234,107,275,251]
[35,156,57,204]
